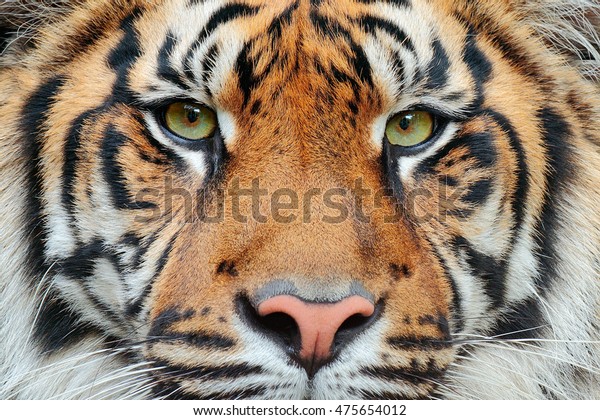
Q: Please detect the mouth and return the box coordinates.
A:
[144,319,451,400]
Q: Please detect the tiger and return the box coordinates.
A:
[0,0,599,400]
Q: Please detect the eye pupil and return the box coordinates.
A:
[186,106,200,124]
[399,116,412,131]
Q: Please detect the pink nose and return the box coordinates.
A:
[257,295,375,368]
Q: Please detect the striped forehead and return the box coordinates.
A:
[130,0,475,112]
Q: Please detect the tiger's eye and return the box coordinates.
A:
[163,102,217,140]
[385,111,435,147]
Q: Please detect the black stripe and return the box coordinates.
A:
[184,3,261,81]
[59,240,104,279]
[421,111,526,308]
[442,175,458,187]
[107,9,143,105]
[452,10,552,86]
[532,107,573,291]
[108,10,142,69]
[197,387,267,400]
[156,234,176,275]
[148,306,194,337]
[418,130,497,174]
[67,16,111,54]
[59,238,127,279]
[484,109,529,243]
[386,336,451,350]
[354,0,410,6]
[424,38,450,90]
[153,360,262,380]
[64,107,161,225]
[22,79,119,351]
[234,37,288,109]
[359,390,412,400]
[234,39,288,108]
[157,32,188,90]
[462,26,492,112]
[389,50,406,88]
[21,77,66,280]
[349,39,373,87]
[101,124,154,210]
[235,41,256,107]
[461,178,493,206]
[310,11,373,87]
[125,233,176,317]
[63,109,100,226]
[119,232,145,267]
[485,30,551,85]
[34,290,95,353]
[126,282,153,318]
[153,383,266,400]
[310,8,334,34]
[62,98,162,219]
[250,99,262,115]
[268,2,299,40]
[156,332,236,350]
[381,136,405,201]
[57,239,127,326]
[489,297,544,339]
[431,246,464,333]
[330,64,360,92]
[148,326,235,350]
[452,236,506,308]
[133,113,177,163]
[354,15,415,54]
[361,361,446,386]
[196,42,219,92]
[418,313,451,338]
[37,11,116,66]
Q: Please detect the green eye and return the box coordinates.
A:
[385,111,435,147]
[163,102,217,140]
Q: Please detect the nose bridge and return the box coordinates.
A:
[216,117,389,281]
[197,26,401,287]
[215,172,389,283]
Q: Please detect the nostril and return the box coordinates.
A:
[236,295,301,351]
[339,313,372,331]
[258,312,299,344]
[334,300,383,350]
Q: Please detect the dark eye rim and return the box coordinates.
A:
[154,100,219,147]
[384,108,450,156]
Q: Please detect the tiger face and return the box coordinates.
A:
[1,0,599,399]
